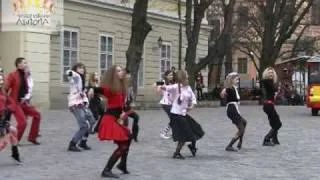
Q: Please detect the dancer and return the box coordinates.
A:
[161,70,204,159]
[87,72,105,134]
[157,70,175,139]
[220,72,247,151]
[123,69,140,142]
[5,57,41,145]
[94,65,131,178]
[261,67,282,146]
[66,63,96,152]
[0,74,21,163]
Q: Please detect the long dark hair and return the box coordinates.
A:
[163,70,175,85]
[101,65,128,93]
[71,62,86,90]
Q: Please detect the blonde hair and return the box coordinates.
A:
[88,72,99,87]
[101,65,128,93]
[262,67,277,83]
[224,72,238,88]
[175,70,188,105]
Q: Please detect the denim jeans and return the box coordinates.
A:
[70,106,95,143]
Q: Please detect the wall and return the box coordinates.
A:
[50,0,210,108]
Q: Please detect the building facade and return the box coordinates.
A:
[0,0,211,109]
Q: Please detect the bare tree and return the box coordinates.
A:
[184,0,236,89]
[233,0,314,78]
[202,0,236,90]
[126,0,152,99]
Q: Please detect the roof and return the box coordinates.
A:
[90,0,208,25]
[275,55,320,65]
[275,56,311,65]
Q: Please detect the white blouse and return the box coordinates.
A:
[159,88,173,105]
[166,84,197,116]
[66,70,89,107]
[24,75,33,100]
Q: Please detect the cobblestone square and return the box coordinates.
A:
[0,106,319,180]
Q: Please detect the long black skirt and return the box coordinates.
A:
[170,113,204,142]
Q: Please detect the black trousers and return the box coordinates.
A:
[196,88,203,100]
[263,103,282,131]
[123,110,139,140]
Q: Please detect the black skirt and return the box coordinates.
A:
[170,113,204,142]
[226,103,242,125]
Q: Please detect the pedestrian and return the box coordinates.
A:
[220,72,247,151]
[0,73,21,163]
[156,70,175,140]
[260,67,282,146]
[161,70,204,159]
[5,57,41,145]
[93,65,131,178]
[196,72,204,100]
[123,69,140,142]
[66,63,96,152]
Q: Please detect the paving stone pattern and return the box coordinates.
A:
[0,106,319,180]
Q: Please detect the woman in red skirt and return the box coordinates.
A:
[0,74,21,163]
[91,65,131,178]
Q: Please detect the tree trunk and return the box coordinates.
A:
[216,57,224,87]
[126,0,152,100]
[207,63,214,90]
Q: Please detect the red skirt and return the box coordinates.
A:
[98,114,130,141]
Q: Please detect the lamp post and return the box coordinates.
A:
[178,0,182,70]
[220,0,232,107]
[158,36,163,48]
[224,0,233,75]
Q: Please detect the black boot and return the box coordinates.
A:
[187,141,197,157]
[263,129,275,146]
[117,151,130,174]
[173,152,185,159]
[225,137,239,152]
[272,131,280,145]
[79,140,91,150]
[68,141,81,152]
[101,155,120,178]
[11,145,21,163]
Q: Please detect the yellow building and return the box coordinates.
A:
[0,0,211,109]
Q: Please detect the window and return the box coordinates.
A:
[99,35,113,76]
[238,6,248,27]
[238,58,247,74]
[62,29,79,83]
[138,49,144,87]
[312,2,320,25]
[160,43,172,78]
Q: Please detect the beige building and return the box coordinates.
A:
[0,0,210,109]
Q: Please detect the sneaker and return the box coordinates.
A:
[160,133,170,139]
[78,140,92,150]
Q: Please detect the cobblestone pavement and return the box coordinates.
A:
[0,106,320,180]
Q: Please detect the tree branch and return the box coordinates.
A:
[290,24,310,57]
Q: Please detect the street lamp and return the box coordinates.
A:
[178,0,182,70]
[224,0,233,75]
[157,36,163,48]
